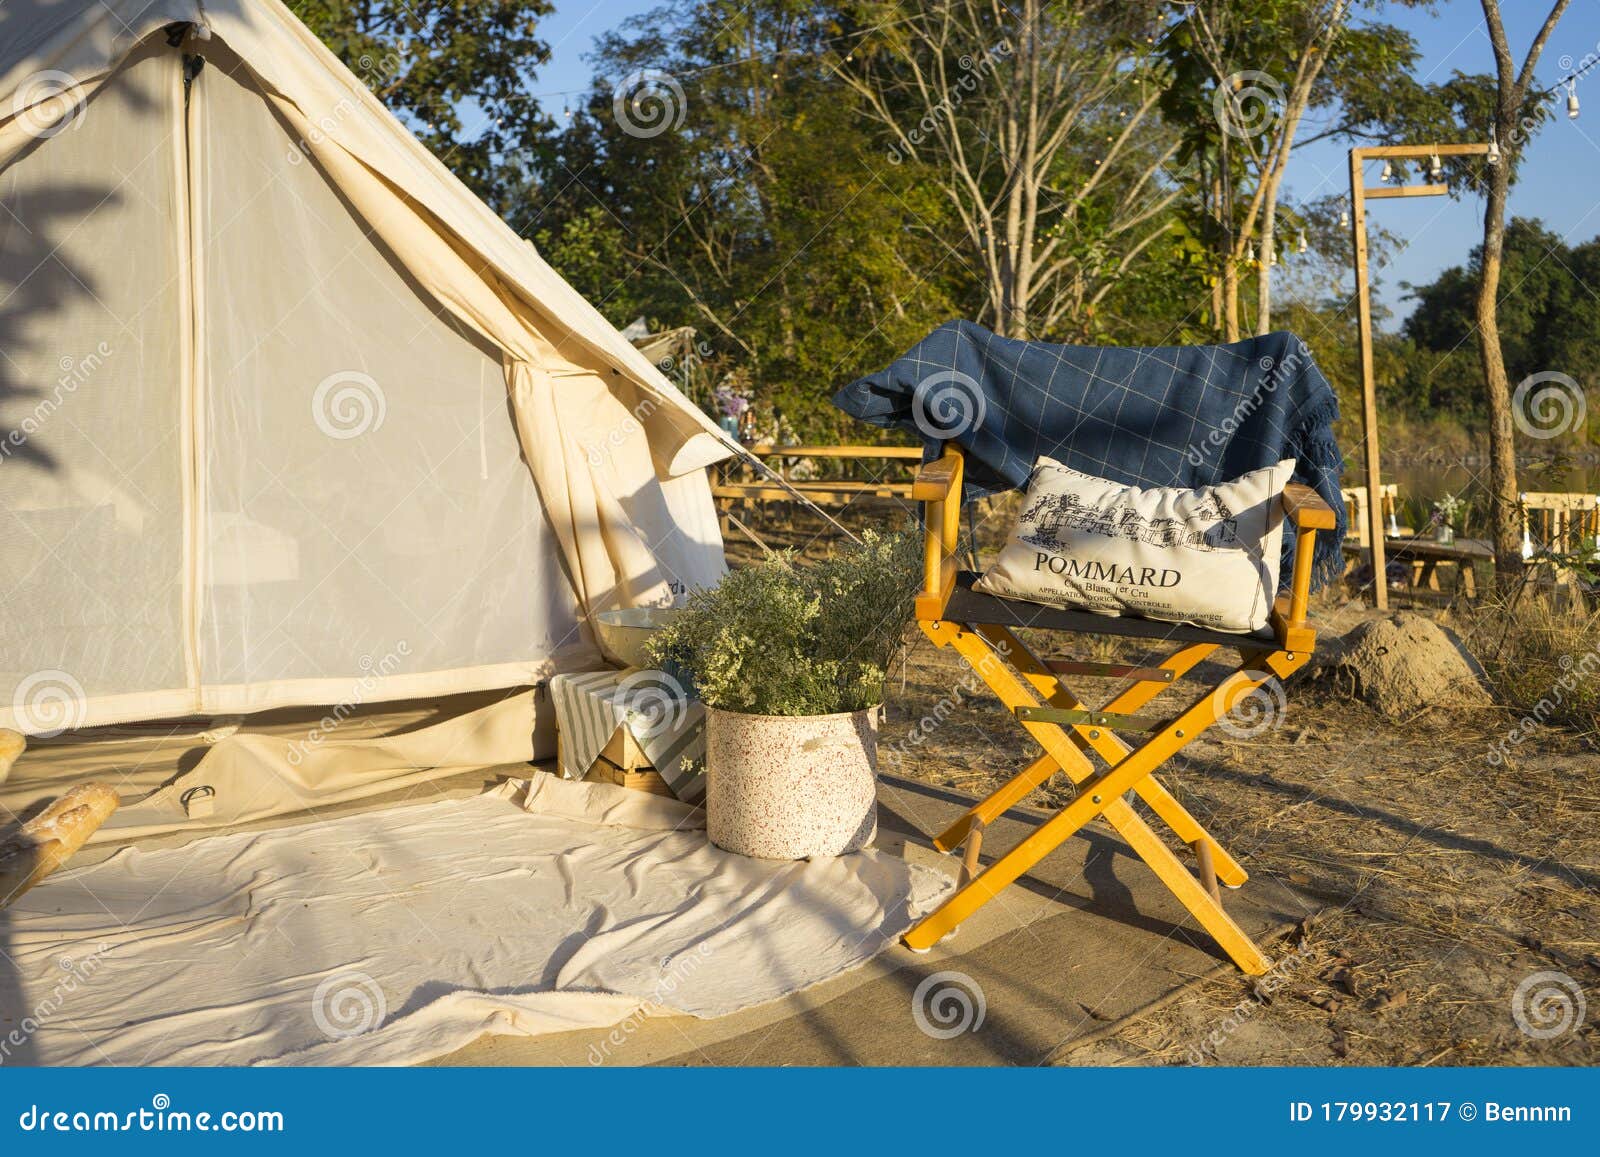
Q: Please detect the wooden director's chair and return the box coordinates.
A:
[904,445,1337,974]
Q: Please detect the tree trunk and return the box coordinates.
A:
[1475,159,1522,587]
[1255,215,1273,336]
[1254,147,1291,337]
[1221,254,1240,341]
[1474,0,1572,585]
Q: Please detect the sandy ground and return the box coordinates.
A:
[727,499,1600,1066]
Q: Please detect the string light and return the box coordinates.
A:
[1428,152,1443,180]
[1296,229,1308,254]
[1487,127,1501,165]
[1380,159,1393,182]
[1568,79,1581,119]
[1245,240,1256,263]
[1338,206,1350,229]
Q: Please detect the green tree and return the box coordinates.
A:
[530,0,961,439]
[836,0,1178,341]
[1404,218,1599,438]
[286,0,554,212]
[1157,0,1436,339]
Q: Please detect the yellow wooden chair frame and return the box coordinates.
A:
[905,445,1337,974]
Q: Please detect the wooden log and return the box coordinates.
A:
[0,728,23,782]
[0,783,120,908]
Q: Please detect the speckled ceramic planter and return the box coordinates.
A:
[704,705,879,859]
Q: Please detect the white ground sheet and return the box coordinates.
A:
[0,776,951,1066]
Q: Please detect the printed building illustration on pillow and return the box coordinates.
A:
[976,457,1295,633]
[1017,489,1244,554]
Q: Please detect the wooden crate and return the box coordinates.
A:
[583,755,674,798]
[559,727,673,797]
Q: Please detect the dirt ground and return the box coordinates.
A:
[726,500,1600,1066]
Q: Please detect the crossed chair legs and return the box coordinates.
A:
[903,620,1309,975]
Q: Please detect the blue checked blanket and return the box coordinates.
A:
[833,320,1347,590]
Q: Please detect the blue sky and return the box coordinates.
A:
[531,1,1600,329]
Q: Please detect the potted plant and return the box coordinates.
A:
[1431,493,1464,545]
[647,532,918,859]
[712,382,750,442]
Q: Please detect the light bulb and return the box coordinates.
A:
[1488,130,1501,165]
[1297,230,1308,253]
[1245,241,1256,263]
[1338,209,1350,228]
[1380,160,1393,182]
[1428,153,1443,179]
[1568,82,1580,119]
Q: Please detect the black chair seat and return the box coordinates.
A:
[939,572,1271,648]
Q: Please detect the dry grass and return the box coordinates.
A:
[1457,587,1600,739]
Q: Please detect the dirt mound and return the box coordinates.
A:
[1314,613,1492,720]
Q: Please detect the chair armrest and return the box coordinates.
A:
[912,455,962,502]
[1282,483,1337,530]
[1270,484,1330,653]
[914,446,964,620]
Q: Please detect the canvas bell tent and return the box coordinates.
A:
[0,0,732,735]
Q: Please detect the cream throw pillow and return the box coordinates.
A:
[974,457,1296,634]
